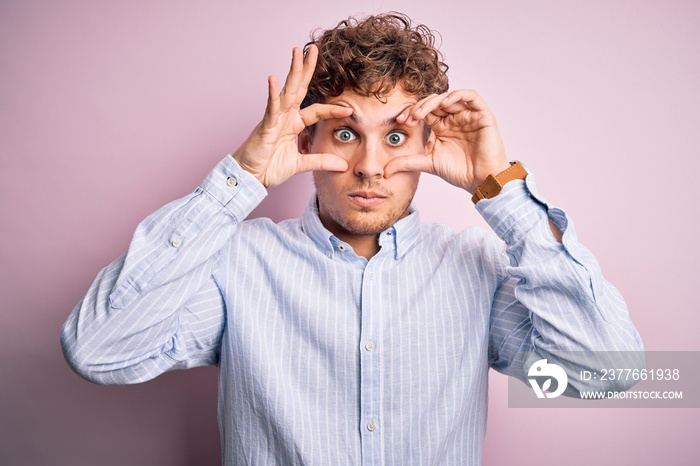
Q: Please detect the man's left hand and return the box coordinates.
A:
[385,89,511,194]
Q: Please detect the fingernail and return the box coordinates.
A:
[406,116,414,124]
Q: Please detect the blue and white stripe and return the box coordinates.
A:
[61,155,643,465]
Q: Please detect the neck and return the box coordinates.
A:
[334,232,380,260]
[317,210,381,260]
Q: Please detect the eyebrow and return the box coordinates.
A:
[383,105,413,126]
[335,104,413,127]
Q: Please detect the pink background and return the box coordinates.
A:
[1,1,699,464]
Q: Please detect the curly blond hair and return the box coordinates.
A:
[301,12,449,108]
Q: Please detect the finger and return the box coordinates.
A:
[399,96,448,129]
[299,103,353,127]
[397,105,441,128]
[419,105,450,129]
[279,47,305,108]
[396,94,434,124]
[404,93,449,125]
[294,44,318,106]
[415,105,450,120]
[422,111,443,129]
[383,154,434,178]
[263,75,281,126]
[440,89,490,112]
[440,89,498,127]
[438,99,471,115]
[297,152,349,174]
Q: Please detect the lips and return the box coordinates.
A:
[348,191,387,208]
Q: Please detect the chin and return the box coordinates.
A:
[336,209,404,236]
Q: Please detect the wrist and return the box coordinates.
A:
[471,161,528,204]
[231,149,267,187]
[471,161,512,187]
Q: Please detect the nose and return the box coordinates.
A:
[352,141,385,179]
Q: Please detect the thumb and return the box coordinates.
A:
[297,152,349,174]
[383,154,434,178]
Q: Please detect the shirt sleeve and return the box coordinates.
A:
[479,173,644,393]
[60,155,267,385]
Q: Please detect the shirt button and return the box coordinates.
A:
[365,341,376,352]
[338,244,346,251]
[368,272,375,280]
[367,421,377,432]
[226,176,238,187]
[325,250,332,258]
[171,238,182,248]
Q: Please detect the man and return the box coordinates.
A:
[61,13,643,465]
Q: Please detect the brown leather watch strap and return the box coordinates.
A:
[471,161,528,204]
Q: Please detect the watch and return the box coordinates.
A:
[471,161,528,204]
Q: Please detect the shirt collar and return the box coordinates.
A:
[301,195,421,260]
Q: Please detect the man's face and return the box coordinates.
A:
[301,87,432,240]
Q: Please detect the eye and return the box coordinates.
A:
[333,128,357,142]
[386,131,407,146]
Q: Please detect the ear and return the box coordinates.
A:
[425,127,437,155]
[298,129,310,154]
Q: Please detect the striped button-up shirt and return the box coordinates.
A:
[61,155,643,465]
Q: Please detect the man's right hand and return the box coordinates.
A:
[232,45,353,188]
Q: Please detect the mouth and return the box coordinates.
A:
[347,191,387,208]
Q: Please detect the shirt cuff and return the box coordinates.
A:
[199,155,267,222]
[475,174,550,245]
